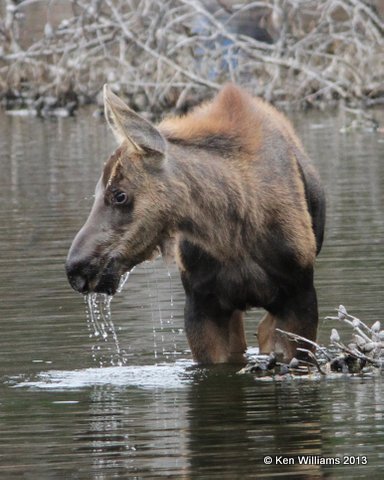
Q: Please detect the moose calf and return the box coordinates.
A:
[66,84,325,364]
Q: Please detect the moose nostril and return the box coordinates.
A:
[66,271,89,294]
[66,261,90,294]
[72,275,89,294]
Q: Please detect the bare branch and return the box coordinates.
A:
[1,0,382,112]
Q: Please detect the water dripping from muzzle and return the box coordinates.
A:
[84,269,133,367]
[117,269,133,293]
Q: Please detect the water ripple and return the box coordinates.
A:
[10,361,194,391]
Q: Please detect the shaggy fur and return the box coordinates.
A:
[66,84,325,364]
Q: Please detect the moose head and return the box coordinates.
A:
[66,86,173,295]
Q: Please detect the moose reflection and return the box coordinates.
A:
[66,84,325,364]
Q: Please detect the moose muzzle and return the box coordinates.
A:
[65,219,123,296]
[66,254,122,296]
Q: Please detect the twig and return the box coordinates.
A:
[275,328,332,360]
[0,0,383,111]
[296,348,327,375]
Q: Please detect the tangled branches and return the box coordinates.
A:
[241,305,384,379]
[0,0,383,114]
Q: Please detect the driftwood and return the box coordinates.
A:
[241,305,384,378]
[0,0,383,115]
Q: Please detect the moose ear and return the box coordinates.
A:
[103,84,167,161]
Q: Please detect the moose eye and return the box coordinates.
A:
[113,191,128,205]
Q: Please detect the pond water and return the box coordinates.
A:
[0,107,383,479]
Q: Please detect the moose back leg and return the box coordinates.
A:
[184,294,247,364]
[257,283,319,360]
[258,312,276,354]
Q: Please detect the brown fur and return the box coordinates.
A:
[160,84,263,153]
[160,84,305,154]
[186,310,247,364]
[66,84,325,364]
[159,85,316,268]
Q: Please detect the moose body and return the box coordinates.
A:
[66,84,325,364]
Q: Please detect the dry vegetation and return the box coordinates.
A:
[241,306,384,379]
[0,0,383,115]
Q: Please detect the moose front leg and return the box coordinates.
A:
[184,293,247,364]
[258,283,319,360]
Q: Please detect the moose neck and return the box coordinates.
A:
[165,142,246,260]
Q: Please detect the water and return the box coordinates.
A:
[0,107,383,479]
[85,293,125,367]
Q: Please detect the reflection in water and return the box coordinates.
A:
[0,109,383,478]
[183,370,325,479]
[6,369,384,478]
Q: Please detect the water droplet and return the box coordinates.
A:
[84,287,127,367]
[117,269,134,293]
